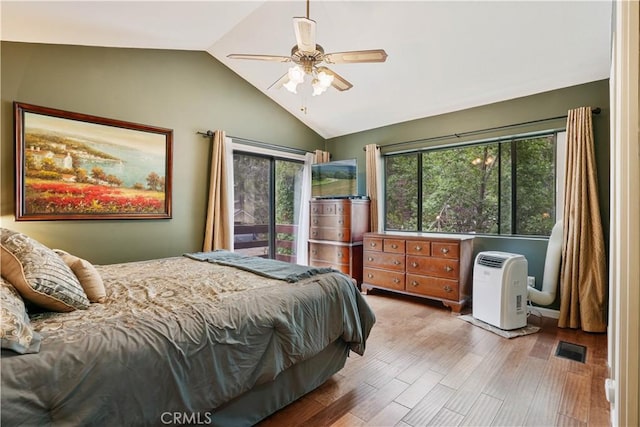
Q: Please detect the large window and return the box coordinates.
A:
[233,151,304,261]
[385,133,559,236]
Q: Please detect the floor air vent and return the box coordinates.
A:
[555,341,587,363]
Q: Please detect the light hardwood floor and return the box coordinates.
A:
[259,291,610,427]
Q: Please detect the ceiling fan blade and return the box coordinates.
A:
[323,49,388,64]
[293,17,316,53]
[316,66,353,91]
[227,54,291,63]
[268,73,290,90]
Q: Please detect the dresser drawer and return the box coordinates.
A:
[383,239,405,253]
[310,227,351,242]
[335,202,350,215]
[364,268,404,290]
[364,250,405,271]
[364,236,383,252]
[311,260,351,275]
[406,274,459,300]
[311,202,351,216]
[311,201,351,215]
[406,240,430,256]
[310,215,349,228]
[431,242,460,259]
[309,243,351,265]
[406,256,459,280]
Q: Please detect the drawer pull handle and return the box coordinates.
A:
[393,260,401,265]
[415,246,422,251]
[393,278,400,284]
[441,248,450,254]
[391,244,398,249]
[444,286,453,293]
[338,219,344,225]
[445,266,453,272]
[312,231,318,236]
[367,257,374,262]
[312,219,318,225]
[338,232,343,238]
[410,281,419,287]
[370,242,377,247]
[411,262,418,268]
[367,273,373,278]
[337,252,343,258]
[312,250,317,255]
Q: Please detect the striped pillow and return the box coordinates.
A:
[0,228,89,312]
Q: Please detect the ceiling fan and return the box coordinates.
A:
[227,0,388,96]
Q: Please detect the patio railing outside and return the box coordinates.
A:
[234,223,298,263]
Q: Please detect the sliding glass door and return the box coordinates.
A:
[233,151,304,262]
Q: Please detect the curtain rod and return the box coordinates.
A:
[197,131,312,156]
[363,107,601,151]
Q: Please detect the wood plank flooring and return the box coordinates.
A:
[258,291,610,427]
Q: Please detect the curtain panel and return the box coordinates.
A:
[313,150,331,164]
[203,130,233,251]
[558,107,607,332]
[365,144,383,232]
[295,152,315,265]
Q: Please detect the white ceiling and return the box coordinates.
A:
[1,1,612,139]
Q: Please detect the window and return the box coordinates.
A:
[233,151,304,261]
[385,132,560,236]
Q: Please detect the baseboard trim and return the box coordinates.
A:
[528,306,560,319]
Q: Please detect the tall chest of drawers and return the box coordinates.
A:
[362,232,474,312]
[308,198,370,284]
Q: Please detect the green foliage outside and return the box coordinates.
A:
[385,135,556,236]
[233,154,303,258]
[385,154,418,230]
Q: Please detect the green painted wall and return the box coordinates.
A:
[326,80,610,308]
[1,42,324,264]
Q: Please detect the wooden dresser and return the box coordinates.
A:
[308,198,370,284]
[362,232,474,312]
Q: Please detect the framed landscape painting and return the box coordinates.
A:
[14,102,173,220]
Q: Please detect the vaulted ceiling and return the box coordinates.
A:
[1,1,612,139]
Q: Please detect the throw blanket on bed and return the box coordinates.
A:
[185,250,337,282]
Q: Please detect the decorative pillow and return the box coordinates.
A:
[0,228,89,312]
[54,249,106,303]
[0,276,41,354]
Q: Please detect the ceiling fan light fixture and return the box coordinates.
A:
[287,65,305,84]
[283,65,305,93]
[317,70,334,87]
[311,79,326,96]
[311,69,334,96]
[283,80,299,94]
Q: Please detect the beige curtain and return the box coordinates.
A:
[314,149,330,163]
[365,144,382,232]
[203,130,232,251]
[558,107,607,332]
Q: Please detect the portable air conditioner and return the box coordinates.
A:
[472,251,528,330]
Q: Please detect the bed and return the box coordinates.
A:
[0,228,376,426]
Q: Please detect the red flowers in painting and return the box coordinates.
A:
[26,182,164,214]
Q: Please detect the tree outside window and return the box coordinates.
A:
[384,134,557,237]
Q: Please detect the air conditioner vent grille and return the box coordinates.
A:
[477,255,507,269]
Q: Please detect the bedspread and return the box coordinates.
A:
[1,257,375,426]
